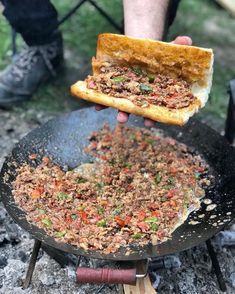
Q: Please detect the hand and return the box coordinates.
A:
[95,36,192,127]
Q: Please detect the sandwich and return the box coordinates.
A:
[71,33,213,125]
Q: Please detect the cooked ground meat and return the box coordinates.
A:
[86,65,197,109]
[12,125,210,254]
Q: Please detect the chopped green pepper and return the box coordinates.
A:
[148,74,155,83]
[162,184,174,190]
[112,76,127,83]
[130,133,136,141]
[37,208,46,214]
[150,223,159,231]
[112,207,123,216]
[195,172,201,179]
[77,205,86,211]
[132,66,143,76]
[97,219,107,227]
[154,172,162,185]
[168,177,175,185]
[54,231,66,238]
[71,214,78,220]
[42,218,52,227]
[96,206,105,215]
[57,192,69,201]
[124,162,132,168]
[145,138,155,145]
[96,182,105,190]
[108,158,116,166]
[140,84,153,93]
[144,217,159,223]
[132,233,144,239]
[183,198,190,209]
[160,196,167,202]
[75,178,87,184]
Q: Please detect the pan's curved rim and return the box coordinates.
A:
[0,108,235,260]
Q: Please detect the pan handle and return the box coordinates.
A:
[76,267,137,285]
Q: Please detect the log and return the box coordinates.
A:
[121,275,156,294]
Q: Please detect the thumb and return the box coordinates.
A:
[171,36,193,46]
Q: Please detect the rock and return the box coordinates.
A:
[0,207,7,224]
[0,256,7,269]
[18,251,27,263]
[0,228,6,245]
[38,272,55,286]
[0,285,30,294]
[150,272,161,289]
[229,272,235,288]
[230,224,235,232]
[3,259,26,287]
[5,223,20,243]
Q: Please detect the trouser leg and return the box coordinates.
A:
[1,0,59,46]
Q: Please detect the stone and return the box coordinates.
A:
[38,272,55,286]
[0,207,7,224]
[3,259,26,287]
[230,272,235,288]
[18,251,28,263]
[5,223,20,243]
[0,256,7,269]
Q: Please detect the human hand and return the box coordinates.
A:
[95,36,192,127]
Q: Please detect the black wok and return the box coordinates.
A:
[0,108,235,261]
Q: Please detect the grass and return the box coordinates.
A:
[0,0,234,122]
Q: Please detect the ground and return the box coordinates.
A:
[0,0,235,293]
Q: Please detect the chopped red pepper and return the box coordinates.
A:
[138,210,147,221]
[115,216,125,227]
[42,156,50,165]
[100,155,108,160]
[29,153,37,160]
[126,184,134,192]
[151,211,160,217]
[122,168,130,174]
[167,189,177,198]
[137,222,150,232]
[31,186,44,199]
[80,211,88,223]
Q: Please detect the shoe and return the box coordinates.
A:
[0,32,63,108]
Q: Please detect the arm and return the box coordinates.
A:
[123,0,170,41]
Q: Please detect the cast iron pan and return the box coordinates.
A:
[0,108,235,261]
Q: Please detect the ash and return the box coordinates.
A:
[0,109,235,294]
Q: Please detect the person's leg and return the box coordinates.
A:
[1,0,59,45]
[168,0,181,27]
[0,0,63,107]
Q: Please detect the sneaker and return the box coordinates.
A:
[0,32,63,108]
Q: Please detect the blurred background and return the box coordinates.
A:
[0,0,234,128]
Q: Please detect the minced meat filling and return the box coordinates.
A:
[86,65,197,109]
[13,125,210,254]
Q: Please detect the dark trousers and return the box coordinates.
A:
[1,0,58,46]
[0,0,181,47]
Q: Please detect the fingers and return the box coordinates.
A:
[117,111,129,123]
[171,36,192,46]
[95,104,108,111]
[144,118,155,128]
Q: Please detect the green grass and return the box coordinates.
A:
[0,0,234,122]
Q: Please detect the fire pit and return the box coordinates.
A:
[0,97,235,293]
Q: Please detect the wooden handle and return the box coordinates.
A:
[76,267,136,285]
